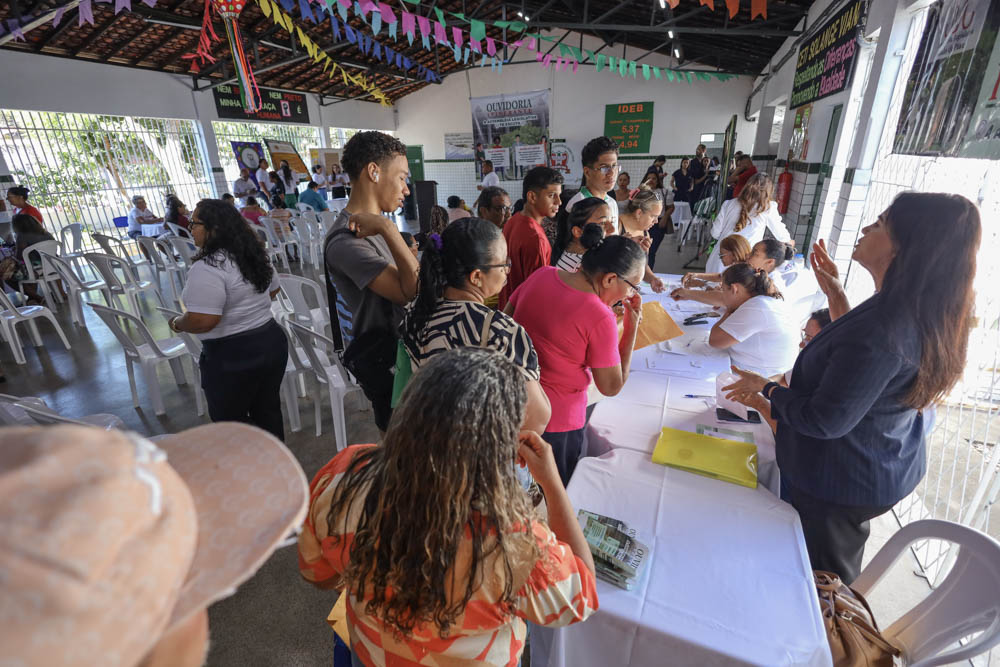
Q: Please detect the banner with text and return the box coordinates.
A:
[264,140,309,179]
[604,102,655,154]
[470,89,550,160]
[484,147,511,169]
[445,132,475,159]
[790,0,866,108]
[214,86,310,124]
[515,144,547,166]
[893,0,1000,158]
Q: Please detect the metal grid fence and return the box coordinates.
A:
[0,109,214,244]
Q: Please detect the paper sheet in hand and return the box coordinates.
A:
[716,371,749,420]
[634,302,684,349]
[651,426,758,488]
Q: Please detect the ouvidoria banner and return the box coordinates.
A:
[470,89,551,156]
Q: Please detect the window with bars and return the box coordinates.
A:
[212,120,321,193]
[0,109,214,239]
[327,127,394,149]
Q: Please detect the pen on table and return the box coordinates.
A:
[683,394,713,399]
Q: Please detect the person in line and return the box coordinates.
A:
[278,160,299,207]
[164,195,190,230]
[299,181,330,212]
[446,195,471,223]
[723,193,981,583]
[552,196,609,273]
[5,185,43,223]
[619,189,666,292]
[298,349,597,666]
[689,144,708,201]
[707,263,799,379]
[324,131,419,433]
[613,171,632,208]
[428,204,450,237]
[0,422,307,667]
[400,231,418,258]
[474,185,512,230]
[478,159,500,190]
[312,164,328,199]
[734,308,832,434]
[497,166,563,309]
[330,164,349,199]
[703,173,791,274]
[240,196,267,227]
[564,136,620,232]
[679,234,752,287]
[729,154,759,198]
[255,158,271,201]
[2,213,56,305]
[126,194,162,240]
[506,234,645,485]
[670,158,693,203]
[168,199,289,439]
[267,171,285,204]
[674,238,793,307]
[233,167,257,205]
[402,218,550,432]
[645,155,666,188]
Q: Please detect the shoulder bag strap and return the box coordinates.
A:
[323,224,388,353]
[479,309,496,348]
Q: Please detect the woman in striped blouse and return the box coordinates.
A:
[551,196,608,273]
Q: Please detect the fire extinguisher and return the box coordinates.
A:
[776,166,793,214]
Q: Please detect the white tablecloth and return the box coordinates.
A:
[540,449,831,667]
[586,276,781,494]
[141,222,166,236]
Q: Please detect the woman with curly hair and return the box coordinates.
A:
[298,348,597,666]
[168,198,288,439]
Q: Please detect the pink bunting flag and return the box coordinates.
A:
[572,59,579,73]
[114,0,130,13]
[527,36,536,51]
[377,2,395,24]
[359,0,376,11]
[542,53,552,68]
[401,10,415,36]
[485,37,496,56]
[470,38,481,53]
[338,0,351,8]
[78,0,94,25]
[452,27,463,49]
[535,50,543,62]
[434,20,447,44]
[416,14,430,37]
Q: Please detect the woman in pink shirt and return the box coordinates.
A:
[505,229,645,484]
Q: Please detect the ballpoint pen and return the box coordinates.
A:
[683,394,713,399]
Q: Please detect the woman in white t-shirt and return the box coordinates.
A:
[167,199,288,440]
[311,165,327,199]
[705,173,792,275]
[672,238,793,308]
[708,262,799,378]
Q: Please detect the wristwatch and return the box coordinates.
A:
[762,381,781,400]
[169,316,181,333]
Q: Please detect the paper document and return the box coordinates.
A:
[666,377,716,412]
[632,301,685,349]
[716,371,749,420]
[696,423,755,445]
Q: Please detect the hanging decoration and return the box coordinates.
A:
[213,0,263,112]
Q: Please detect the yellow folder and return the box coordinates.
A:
[651,426,758,489]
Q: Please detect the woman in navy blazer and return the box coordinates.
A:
[724,192,981,583]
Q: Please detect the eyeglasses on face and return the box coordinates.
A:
[618,276,640,294]
[589,164,620,176]
[480,259,512,272]
[492,205,512,215]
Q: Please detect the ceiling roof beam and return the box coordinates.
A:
[131,26,181,64]
[0,0,81,46]
[34,5,80,50]
[71,11,119,55]
[513,23,801,37]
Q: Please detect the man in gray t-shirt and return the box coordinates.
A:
[322,131,418,432]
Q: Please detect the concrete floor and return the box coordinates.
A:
[0,232,941,666]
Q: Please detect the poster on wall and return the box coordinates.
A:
[789,105,812,160]
[444,132,475,159]
[604,102,655,154]
[264,140,309,179]
[549,139,583,187]
[515,144,547,166]
[484,147,510,169]
[470,90,550,159]
[230,141,266,186]
[790,0,866,108]
[308,148,343,172]
[214,85,310,124]
[893,0,1000,158]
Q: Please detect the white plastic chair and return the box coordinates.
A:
[38,251,110,327]
[259,217,299,268]
[85,252,165,316]
[0,287,71,365]
[297,215,324,267]
[14,400,126,430]
[167,235,198,271]
[277,274,330,334]
[19,240,64,305]
[58,223,87,276]
[152,237,187,298]
[853,519,1000,667]
[154,306,207,416]
[167,223,194,240]
[91,232,155,282]
[296,202,315,212]
[87,302,201,417]
[256,219,288,270]
[286,321,361,448]
[319,210,339,235]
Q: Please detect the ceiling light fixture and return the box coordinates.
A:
[668,30,674,38]
[674,48,681,58]
[659,0,666,8]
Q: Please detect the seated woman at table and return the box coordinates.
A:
[1,213,55,306]
[722,193,980,584]
[703,173,792,275]
[731,308,832,434]
[505,233,645,485]
[680,234,752,288]
[298,348,598,666]
[551,196,608,273]
[673,238,794,307]
[401,217,550,433]
[240,196,266,226]
[164,195,190,230]
[707,263,799,379]
[619,189,666,293]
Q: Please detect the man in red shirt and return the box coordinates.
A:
[498,166,563,309]
[730,155,759,198]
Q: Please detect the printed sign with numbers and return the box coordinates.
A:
[604,102,654,154]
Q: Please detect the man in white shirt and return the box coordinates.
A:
[233,168,257,205]
[254,159,270,201]
[478,160,500,191]
[126,194,162,239]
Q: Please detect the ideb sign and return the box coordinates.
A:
[604,102,654,154]
[213,85,310,124]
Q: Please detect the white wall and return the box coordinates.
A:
[396,31,758,159]
[1,49,395,129]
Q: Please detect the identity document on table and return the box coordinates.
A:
[578,510,650,591]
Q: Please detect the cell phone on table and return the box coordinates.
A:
[716,407,761,424]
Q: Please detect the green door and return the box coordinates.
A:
[406,145,424,181]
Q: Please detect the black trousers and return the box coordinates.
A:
[200,319,289,441]
[648,223,667,270]
[785,482,894,585]
[542,427,587,487]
